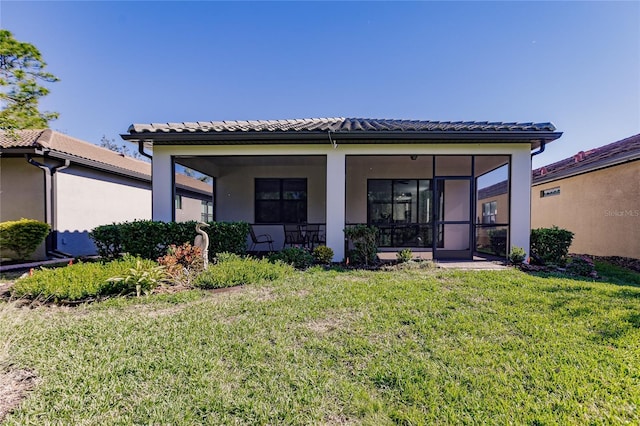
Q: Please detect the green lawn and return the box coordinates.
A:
[1,265,639,424]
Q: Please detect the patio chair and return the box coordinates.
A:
[249,225,274,252]
[305,224,326,249]
[284,224,306,247]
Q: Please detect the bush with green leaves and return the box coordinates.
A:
[509,246,526,264]
[194,253,293,289]
[312,245,334,265]
[269,247,314,270]
[0,218,50,259]
[108,258,168,296]
[530,226,574,266]
[566,255,597,277]
[488,229,507,257]
[396,248,413,263]
[344,225,378,265]
[11,256,159,302]
[90,220,250,260]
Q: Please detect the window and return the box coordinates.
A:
[367,179,432,247]
[482,201,497,224]
[540,187,560,197]
[175,194,183,210]
[201,200,213,222]
[255,178,307,223]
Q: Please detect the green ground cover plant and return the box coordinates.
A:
[194,253,293,289]
[1,265,639,424]
[10,256,159,302]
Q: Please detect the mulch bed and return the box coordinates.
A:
[591,256,640,273]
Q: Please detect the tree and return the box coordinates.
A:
[0,30,59,130]
[99,135,142,160]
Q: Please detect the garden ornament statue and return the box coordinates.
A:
[194,222,210,269]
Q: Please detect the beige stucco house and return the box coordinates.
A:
[0,129,213,259]
[121,117,562,261]
[531,133,639,259]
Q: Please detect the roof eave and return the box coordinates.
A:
[532,154,640,186]
[22,148,152,182]
[122,131,563,148]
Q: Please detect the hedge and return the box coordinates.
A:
[530,226,574,266]
[0,218,50,259]
[90,220,250,260]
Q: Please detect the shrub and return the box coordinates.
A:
[530,226,574,266]
[194,254,292,289]
[312,245,334,265]
[488,229,507,257]
[89,223,122,259]
[90,220,250,260]
[397,248,413,263]
[11,256,158,302]
[108,258,168,296]
[566,255,597,278]
[344,225,378,265]
[509,246,526,264]
[157,242,205,287]
[0,218,50,259]
[208,222,250,257]
[269,247,314,270]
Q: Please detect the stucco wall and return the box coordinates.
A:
[215,161,327,249]
[476,192,509,224]
[531,161,640,259]
[0,157,47,259]
[175,194,204,223]
[56,167,151,255]
[215,163,327,223]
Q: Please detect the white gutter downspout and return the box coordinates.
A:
[26,153,71,258]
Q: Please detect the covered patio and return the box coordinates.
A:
[121,118,562,262]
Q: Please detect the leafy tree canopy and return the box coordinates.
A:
[0,29,59,130]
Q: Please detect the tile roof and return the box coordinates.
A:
[128,117,557,135]
[0,129,212,194]
[477,180,509,200]
[532,133,640,184]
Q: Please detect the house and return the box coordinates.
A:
[0,129,213,259]
[531,133,639,259]
[475,179,510,254]
[121,117,562,261]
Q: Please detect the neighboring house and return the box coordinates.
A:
[531,133,640,259]
[121,117,562,261]
[0,129,213,259]
[475,180,510,252]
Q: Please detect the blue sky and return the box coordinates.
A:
[2,1,638,167]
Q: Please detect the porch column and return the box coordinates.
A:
[326,151,346,261]
[510,149,533,260]
[152,150,173,222]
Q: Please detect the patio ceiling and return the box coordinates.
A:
[176,154,509,180]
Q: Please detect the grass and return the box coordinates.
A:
[1,265,639,424]
[596,260,640,286]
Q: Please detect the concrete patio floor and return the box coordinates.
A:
[377,252,509,270]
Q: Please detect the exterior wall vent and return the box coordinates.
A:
[540,187,561,198]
